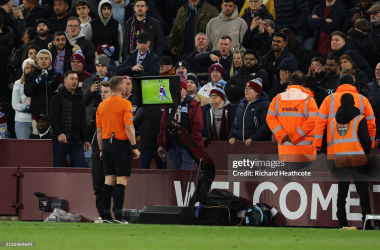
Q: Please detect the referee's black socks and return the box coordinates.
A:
[114,184,126,221]
[102,184,114,220]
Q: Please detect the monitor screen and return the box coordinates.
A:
[141,78,174,105]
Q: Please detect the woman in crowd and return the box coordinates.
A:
[11,59,36,139]
[230,51,245,77]
[15,45,41,81]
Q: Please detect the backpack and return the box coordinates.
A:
[245,203,272,227]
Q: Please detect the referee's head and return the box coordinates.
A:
[110,76,125,97]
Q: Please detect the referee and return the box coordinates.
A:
[96,76,140,223]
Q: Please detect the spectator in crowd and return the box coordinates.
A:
[90,80,111,223]
[206,0,248,52]
[368,63,380,122]
[313,74,376,157]
[242,18,274,58]
[186,72,210,107]
[122,75,137,113]
[202,82,236,144]
[159,55,175,76]
[342,0,373,34]
[49,0,71,33]
[195,35,234,81]
[280,28,316,74]
[65,16,96,73]
[340,55,369,84]
[13,45,40,83]
[317,56,341,94]
[268,57,299,100]
[230,51,244,78]
[229,78,271,146]
[123,0,165,58]
[267,71,319,164]
[347,18,380,69]
[0,13,14,95]
[199,63,225,98]
[175,61,189,75]
[167,0,219,61]
[241,0,274,28]
[117,31,160,77]
[50,70,90,167]
[29,114,51,139]
[0,0,17,33]
[157,73,204,170]
[186,32,211,86]
[96,45,116,76]
[274,0,310,44]
[86,0,123,64]
[25,19,53,51]
[133,105,166,169]
[225,49,270,104]
[48,31,81,75]
[110,0,129,32]
[76,0,92,37]
[368,4,380,49]
[13,0,52,33]
[260,32,296,85]
[82,54,111,130]
[333,93,372,229]
[304,75,328,108]
[70,0,98,19]
[308,0,347,57]
[24,49,61,134]
[12,58,35,139]
[307,57,325,77]
[59,50,92,88]
[0,97,15,138]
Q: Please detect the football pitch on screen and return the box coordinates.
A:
[142,79,173,104]
[1,222,379,250]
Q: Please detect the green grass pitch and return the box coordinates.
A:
[1,222,379,249]
[142,79,173,105]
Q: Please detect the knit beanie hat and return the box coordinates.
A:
[338,74,354,86]
[246,78,262,95]
[175,61,190,72]
[37,49,52,62]
[210,82,226,101]
[209,63,224,76]
[22,58,37,73]
[305,76,318,94]
[0,0,11,5]
[71,50,85,65]
[35,18,50,28]
[186,73,198,85]
[96,45,115,59]
[340,55,356,68]
[26,0,39,5]
[177,69,187,90]
[95,54,109,68]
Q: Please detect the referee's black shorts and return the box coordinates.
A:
[102,138,131,177]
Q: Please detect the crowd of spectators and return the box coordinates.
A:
[1,0,380,169]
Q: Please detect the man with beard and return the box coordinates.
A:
[25,19,53,50]
[342,0,373,34]
[195,35,233,81]
[48,31,81,75]
[123,0,165,58]
[368,5,380,49]
[186,32,210,86]
[29,114,51,139]
[317,56,341,94]
[260,32,296,85]
[225,49,270,104]
[49,0,71,33]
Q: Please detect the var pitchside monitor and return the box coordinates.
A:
[132,76,181,107]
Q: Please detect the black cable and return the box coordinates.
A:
[41,211,44,221]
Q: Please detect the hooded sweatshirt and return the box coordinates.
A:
[206,8,248,52]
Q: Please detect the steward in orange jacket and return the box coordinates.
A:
[313,75,376,159]
[267,72,319,162]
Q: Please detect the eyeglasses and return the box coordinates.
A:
[325,64,339,67]
[244,57,256,61]
[209,95,219,98]
[67,25,80,28]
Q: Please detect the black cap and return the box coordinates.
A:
[160,55,173,66]
[36,114,49,122]
[338,74,354,86]
[136,31,150,43]
[305,76,318,94]
[36,18,50,28]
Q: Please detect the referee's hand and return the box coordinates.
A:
[132,149,140,159]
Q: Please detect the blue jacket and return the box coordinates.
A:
[116,49,160,77]
[201,102,237,141]
[229,92,272,141]
[368,78,380,109]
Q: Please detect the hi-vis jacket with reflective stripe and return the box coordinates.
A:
[267,85,318,162]
[313,84,376,158]
[330,115,368,167]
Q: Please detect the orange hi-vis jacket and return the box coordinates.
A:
[313,84,376,159]
[267,85,319,162]
[330,115,368,167]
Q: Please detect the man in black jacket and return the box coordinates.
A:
[49,0,71,33]
[25,19,53,50]
[123,0,165,58]
[29,114,51,139]
[49,70,90,167]
[225,49,270,104]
